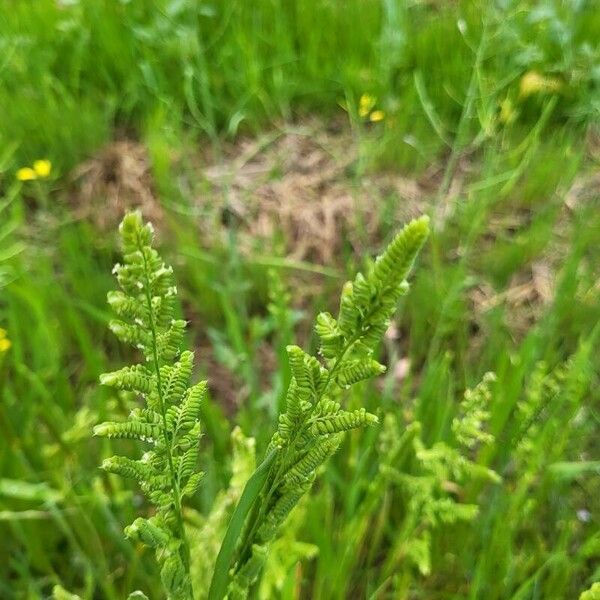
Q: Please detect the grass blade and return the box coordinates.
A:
[207,450,278,600]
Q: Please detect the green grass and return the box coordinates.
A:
[1,0,599,598]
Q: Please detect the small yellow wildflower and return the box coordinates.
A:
[359,94,377,118]
[519,71,562,98]
[0,328,11,353]
[16,167,37,181]
[16,159,52,182]
[33,159,52,178]
[369,110,385,122]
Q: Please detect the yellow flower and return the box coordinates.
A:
[359,93,377,118]
[33,159,52,178]
[519,71,562,98]
[16,159,52,182]
[0,328,11,353]
[369,110,385,122]
[16,167,37,181]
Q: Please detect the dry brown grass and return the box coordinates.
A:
[200,121,427,264]
[68,119,592,357]
[70,140,161,230]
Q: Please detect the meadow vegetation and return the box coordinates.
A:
[0,1,599,598]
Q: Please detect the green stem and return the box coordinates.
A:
[139,235,194,596]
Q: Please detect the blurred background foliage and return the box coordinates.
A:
[0,0,599,598]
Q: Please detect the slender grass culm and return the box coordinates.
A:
[92,211,429,600]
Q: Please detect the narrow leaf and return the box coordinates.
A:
[207,450,277,600]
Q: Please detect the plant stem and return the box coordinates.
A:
[139,234,194,597]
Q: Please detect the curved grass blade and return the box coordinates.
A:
[207,450,277,600]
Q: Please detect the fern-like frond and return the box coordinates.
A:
[283,435,342,488]
[286,345,323,401]
[182,472,204,498]
[228,544,268,600]
[209,216,430,600]
[335,215,429,354]
[161,552,192,600]
[376,370,501,579]
[96,212,206,600]
[372,215,430,286]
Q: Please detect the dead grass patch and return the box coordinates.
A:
[70,140,161,230]
[200,121,427,264]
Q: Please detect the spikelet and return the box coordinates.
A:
[335,359,386,388]
[93,420,160,441]
[125,517,171,548]
[101,455,151,482]
[100,365,154,394]
[372,215,430,287]
[311,408,378,435]
[283,435,342,489]
[176,381,206,434]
